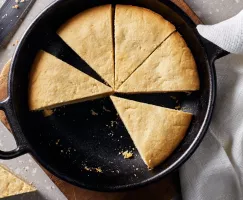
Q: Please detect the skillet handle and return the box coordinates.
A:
[201,37,229,62]
[0,97,29,159]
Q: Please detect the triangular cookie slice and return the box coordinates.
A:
[110,96,192,168]
[115,5,176,88]
[29,51,113,111]
[0,165,36,198]
[118,32,200,93]
[57,5,114,87]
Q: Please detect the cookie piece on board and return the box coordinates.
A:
[0,164,36,198]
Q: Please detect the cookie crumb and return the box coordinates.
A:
[56,139,60,145]
[43,109,54,117]
[95,167,103,173]
[84,166,91,171]
[122,151,133,159]
[84,166,102,173]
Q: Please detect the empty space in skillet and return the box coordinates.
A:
[10,0,213,190]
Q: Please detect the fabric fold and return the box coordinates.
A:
[180,10,243,200]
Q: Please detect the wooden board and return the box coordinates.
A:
[0,1,201,199]
[171,0,202,25]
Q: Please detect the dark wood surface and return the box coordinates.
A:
[0,1,201,199]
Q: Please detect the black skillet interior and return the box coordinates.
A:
[9,0,215,191]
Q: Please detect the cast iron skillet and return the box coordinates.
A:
[0,0,229,191]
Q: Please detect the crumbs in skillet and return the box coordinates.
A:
[55,139,60,145]
[121,151,133,159]
[43,109,54,117]
[84,166,103,173]
[84,166,92,171]
[95,167,103,173]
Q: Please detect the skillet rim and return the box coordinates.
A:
[7,0,216,191]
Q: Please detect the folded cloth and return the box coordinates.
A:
[180,10,243,200]
[197,10,243,54]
